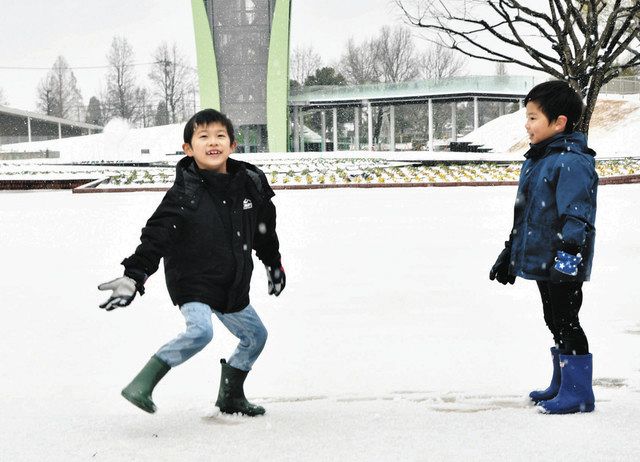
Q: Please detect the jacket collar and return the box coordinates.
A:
[524,131,595,159]
[174,156,248,196]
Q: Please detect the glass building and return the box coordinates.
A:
[191,0,291,153]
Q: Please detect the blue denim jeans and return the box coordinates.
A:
[155,302,268,371]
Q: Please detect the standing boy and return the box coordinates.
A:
[490,80,598,414]
[98,109,286,416]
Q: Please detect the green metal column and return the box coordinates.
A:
[191,0,220,111]
[266,0,292,152]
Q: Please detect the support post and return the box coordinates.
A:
[320,111,326,152]
[367,101,373,151]
[389,105,395,151]
[428,99,434,152]
[451,102,457,142]
[473,97,479,131]
[332,107,338,151]
[354,106,360,150]
[293,106,300,152]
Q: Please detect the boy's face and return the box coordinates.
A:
[525,101,567,144]
[183,122,236,173]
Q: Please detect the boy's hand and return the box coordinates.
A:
[266,263,286,296]
[489,241,515,285]
[98,276,137,311]
[550,250,582,283]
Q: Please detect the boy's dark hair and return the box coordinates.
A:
[183,108,235,145]
[524,80,584,132]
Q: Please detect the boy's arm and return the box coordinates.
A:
[120,190,184,290]
[555,157,597,252]
[254,199,285,296]
[253,199,281,267]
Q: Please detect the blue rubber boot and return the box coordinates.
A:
[539,353,595,414]
[529,347,561,403]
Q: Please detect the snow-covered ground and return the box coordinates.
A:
[1,184,639,461]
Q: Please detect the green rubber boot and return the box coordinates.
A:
[121,355,170,414]
[215,359,265,416]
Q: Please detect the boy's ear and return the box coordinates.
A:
[182,142,194,157]
[553,115,568,132]
[231,141,237,152]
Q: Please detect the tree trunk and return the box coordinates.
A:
[578,73,605,136]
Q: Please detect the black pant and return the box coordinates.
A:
[536,281,589,355]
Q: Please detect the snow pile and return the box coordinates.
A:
[4,121,185,162]
[464,98,640,157]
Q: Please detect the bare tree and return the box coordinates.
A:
[149,42,192,123]
[339,38,381,84]
[339,26,423,144]
[104,36,140,122]
[0,88,7,105]
[36,56,83,119]
[376,26,420,82]
[290,45,323,86]
[418,44,467,80]
[37,74,57,116]
[395,0,640,133]
[135,87,151,127]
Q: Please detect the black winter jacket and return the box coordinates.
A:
[122,156,281,313]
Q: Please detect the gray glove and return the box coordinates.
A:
[266,263,286,296]
[98,276,137,311]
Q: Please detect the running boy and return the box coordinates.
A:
[489,80,597,414]
[98,109,286,416]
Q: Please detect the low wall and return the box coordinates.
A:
[72,174,640,193]
[0,178,95,190]
[0,150,60,160]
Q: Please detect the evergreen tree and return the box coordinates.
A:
[85,96,104,126]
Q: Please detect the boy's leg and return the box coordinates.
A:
[531,281,564,403]
[156,302,214,367]
[536,281,562,348]
[214,304,268,371]
[213,304,267,416]
[545,281,588,355]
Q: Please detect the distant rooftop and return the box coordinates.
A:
[0,104,103,131]
[290,75,543,107]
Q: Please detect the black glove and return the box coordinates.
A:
[489,241,516,285]
[266,262,286,296]
[98,276,138,311]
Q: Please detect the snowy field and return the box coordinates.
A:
[1,185,639,461]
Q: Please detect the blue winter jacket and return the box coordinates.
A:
[509,132,598,281]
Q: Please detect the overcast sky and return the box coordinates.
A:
[0,0,503,112]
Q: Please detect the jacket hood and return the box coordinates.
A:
[525,131,596,159]
[174,156,249,192]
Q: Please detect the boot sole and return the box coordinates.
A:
[540,403,595,414]
[218,406,265,417]
[121,390,157,414]
[529,394,558,404]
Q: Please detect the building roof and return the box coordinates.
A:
[290,75,543,108]
[0,104,103,130]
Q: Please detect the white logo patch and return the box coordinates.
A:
[243,198,253,210]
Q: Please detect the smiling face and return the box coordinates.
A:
[525,101,567,145]
[183,122,237,173]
